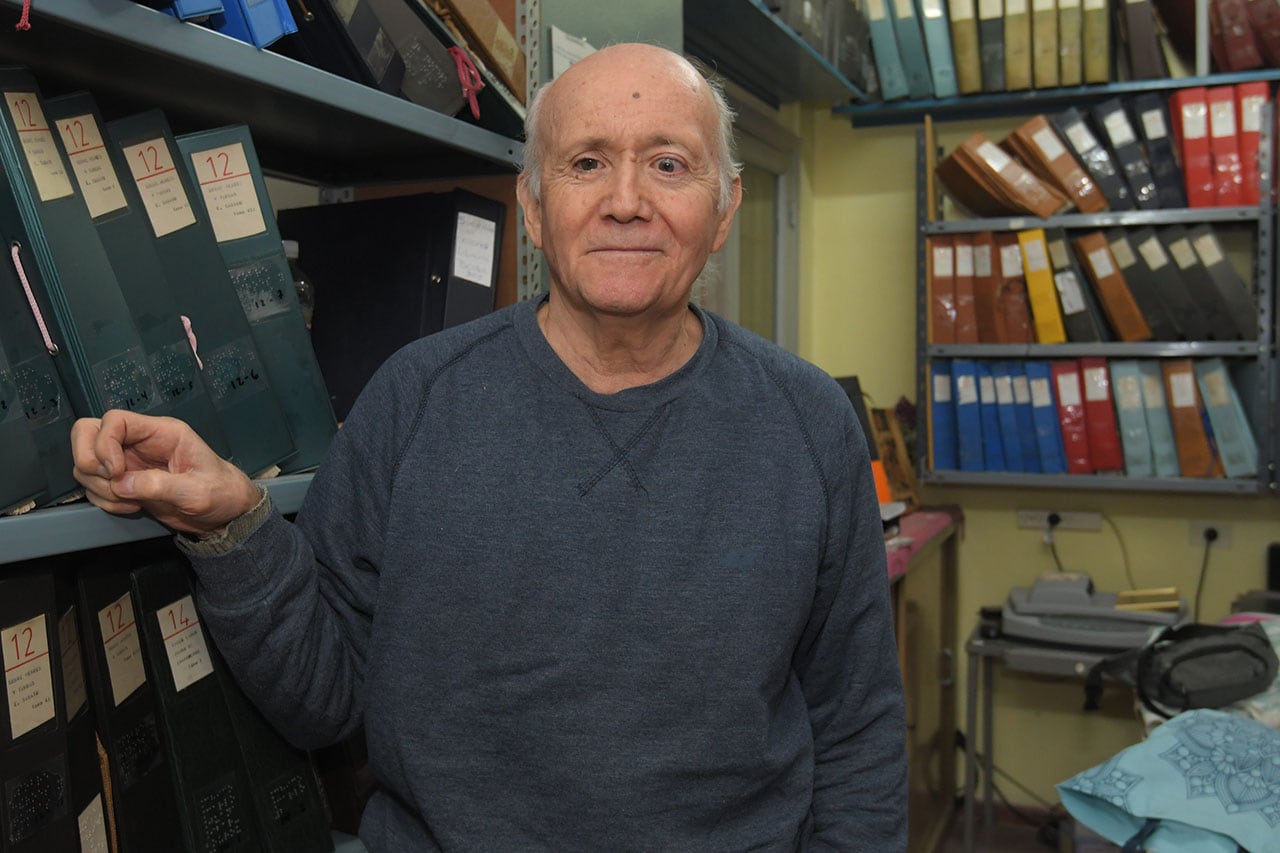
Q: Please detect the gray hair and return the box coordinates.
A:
[520,55,742,212]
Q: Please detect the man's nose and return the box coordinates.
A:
[603,161,650,221]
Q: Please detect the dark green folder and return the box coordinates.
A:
[0,223,78,506]
[0,324,46,515]
[105,109,296,477]
[44,92,233,463]
[175,125,337,473]
[0,67,164,420]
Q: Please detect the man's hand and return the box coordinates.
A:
[71,410,263,536]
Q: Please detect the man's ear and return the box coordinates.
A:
[710,176,743,254]
[516,175,543,249]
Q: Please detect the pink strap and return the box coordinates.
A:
[448,47,484,121]
[10,242,56,354]
[181,315,203,370]
[13,0,30,30]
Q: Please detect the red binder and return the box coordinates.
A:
[995,231,1034,343]
[1207,85,1244,207]
[1050,359,1093,473]
[1171,87,1214,207]
[929,235,956,344]
[1078,356,1124,471]
[972,231,1001,342]
[1245,0,1280,64]
[954,235,977,344]
[1235,81,1269,206]
[1212,0,1264,70]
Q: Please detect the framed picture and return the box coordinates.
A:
[870,407,920,507]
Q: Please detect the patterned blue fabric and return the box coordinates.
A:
[1057,709,1280,852]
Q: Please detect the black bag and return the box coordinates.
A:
[1084,622,1278,718]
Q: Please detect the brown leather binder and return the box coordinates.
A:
[929,235,957,344]
[1072,231,1152,342]
[1002,115,1108,213]
[1161,358,1224,477]
[936,132,1071,218]
[994,231,1035,343]
[953,234,980,344]
[971,230,1002,342]
[1121,0,1170,78]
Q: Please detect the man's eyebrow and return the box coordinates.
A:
[559,134,695,154]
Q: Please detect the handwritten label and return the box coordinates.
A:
[98,593,146,707]
[4,613,53,739]
[56,112,127,219]
[189,142,267,243]
[157,596,214,692]
[122,136,197,238]
[452,212,497,288]
[4,91,74,201]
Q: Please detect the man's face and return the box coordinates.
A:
[518,46,741,321]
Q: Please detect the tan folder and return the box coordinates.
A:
[936,132,1071,217]
[1161,358,1224,477]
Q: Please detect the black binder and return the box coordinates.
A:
[1187,224,1258,340]
[270,0,407,97]
[0,570,76,852]
[43,91,234,463]
[1043,227,1111,343]
[0,327,46,515]
[76,554,185,853]
[1126,227,1209,340]
[128,553,264,853]
[1051,107,1134,211]
[105,109,296,477]
[1156,225,1244,341]
[1131,93,1188,209]
[1092,98,1160,210]
[1105,228,1180,340]
[277,189,504,422]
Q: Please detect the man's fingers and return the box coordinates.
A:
[70,417,111,478]
[82,490,143,516]
[95,409,179,472]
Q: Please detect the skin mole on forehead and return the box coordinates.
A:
[632,91,641,98]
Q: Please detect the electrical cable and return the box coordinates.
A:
[1101,512,1137,590]
[1193,528,1218,622]
[1045,513,1066,572]
[1048,537,1066,572]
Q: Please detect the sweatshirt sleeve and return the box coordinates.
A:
[180,349,425,749]
[795,391,908,850]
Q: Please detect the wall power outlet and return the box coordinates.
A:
[1016,510,1103,531]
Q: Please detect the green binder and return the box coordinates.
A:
[0,323,46,515]
[105,109,296,477]
[0,67,164,420]
[0,223,78,506]
[43,91,234,463]
[175,125,337,472]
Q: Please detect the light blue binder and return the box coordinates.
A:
[975,360,1004,471]
[891,0,935,98]
[866,0,911,100]
[1024,360,1066,474]
[1135,360,1180,477]
[917,0,959,97]
[1193,358,1258,478]
[952,358,984,471]
[930,359,958,470]
[1108,359,1153,477]
[991,361,1025,472]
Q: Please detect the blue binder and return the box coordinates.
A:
[866,0,911,100]
[929,359,958,470]
[918,0,960,97]
[1108,359,1153,477]
[165,0,223,20]
[1024,360,1067,474]
[1007,361,1042,473]
[892,0,936,98]
[1194,358,1258,478]
[990,361,1025,472]
[975,360,1005,471]
[952,359,984,471]
[212,0,298,48]
[1136,360,1180,477]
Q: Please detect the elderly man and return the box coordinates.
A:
[72,43,906,850]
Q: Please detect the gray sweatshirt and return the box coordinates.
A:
[183,296,907,851]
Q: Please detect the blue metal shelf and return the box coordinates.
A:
[922,470,1268,495]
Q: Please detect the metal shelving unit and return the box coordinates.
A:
[914,113,1278,495]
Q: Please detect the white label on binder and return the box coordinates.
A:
[1013,374,1031,404]
[933,373,952,402]
[1083,366,1108,401]
[995,374,1014,404]
[1065,121,1099,153]
[1033,0,1054,10]
[189,142,267,244]
[979,374,996,402]
[1138,236,1169,271]
[978,0,1002,16]
[5,91,74,202]
[955,244,974,276]
[1021,237,1049,273]
[1141,373,1166,408]
[58,605,86,721]
[1169,371,1197,408]
[951,0,976,19]
[156,595,213,693]
[1192,233,1224,266]
[977,141,1014,175]
[1181,102,1208,140]
[1046,238,1070,270]
[453,212,497,288]
[123,136,197,239]
[1087,247,1115,278]
[98,593,146,707]
[1241,94,1266,133]
[1202,369,1230,406]
[933,244,955,277]
[1169,237,1197,269]
[1109,236,1136,268]
[1000,243,1023,277]
[4,613,53,739]
[1006,0,1028,13]
[1140,108,1169,141]
[1030,377,1052,408]
[893,0,913,18]
[1056,372,1082,407]
[1054,271,1086,314]
[1116,375,1142,410]
[56,112,127,219]
[956,373,978,405]
[1083,0,1105,8]
[1103,111,1136,148]
[974,244,993,277]
[922,0,944,17]
[1032,127,1068,162]
[1210,100,1236,139]
[78,794,109,853]
[866,0,887,20]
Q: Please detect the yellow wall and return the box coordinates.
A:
[794,104,1280,806]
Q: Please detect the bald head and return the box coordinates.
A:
[520,44,741,212]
